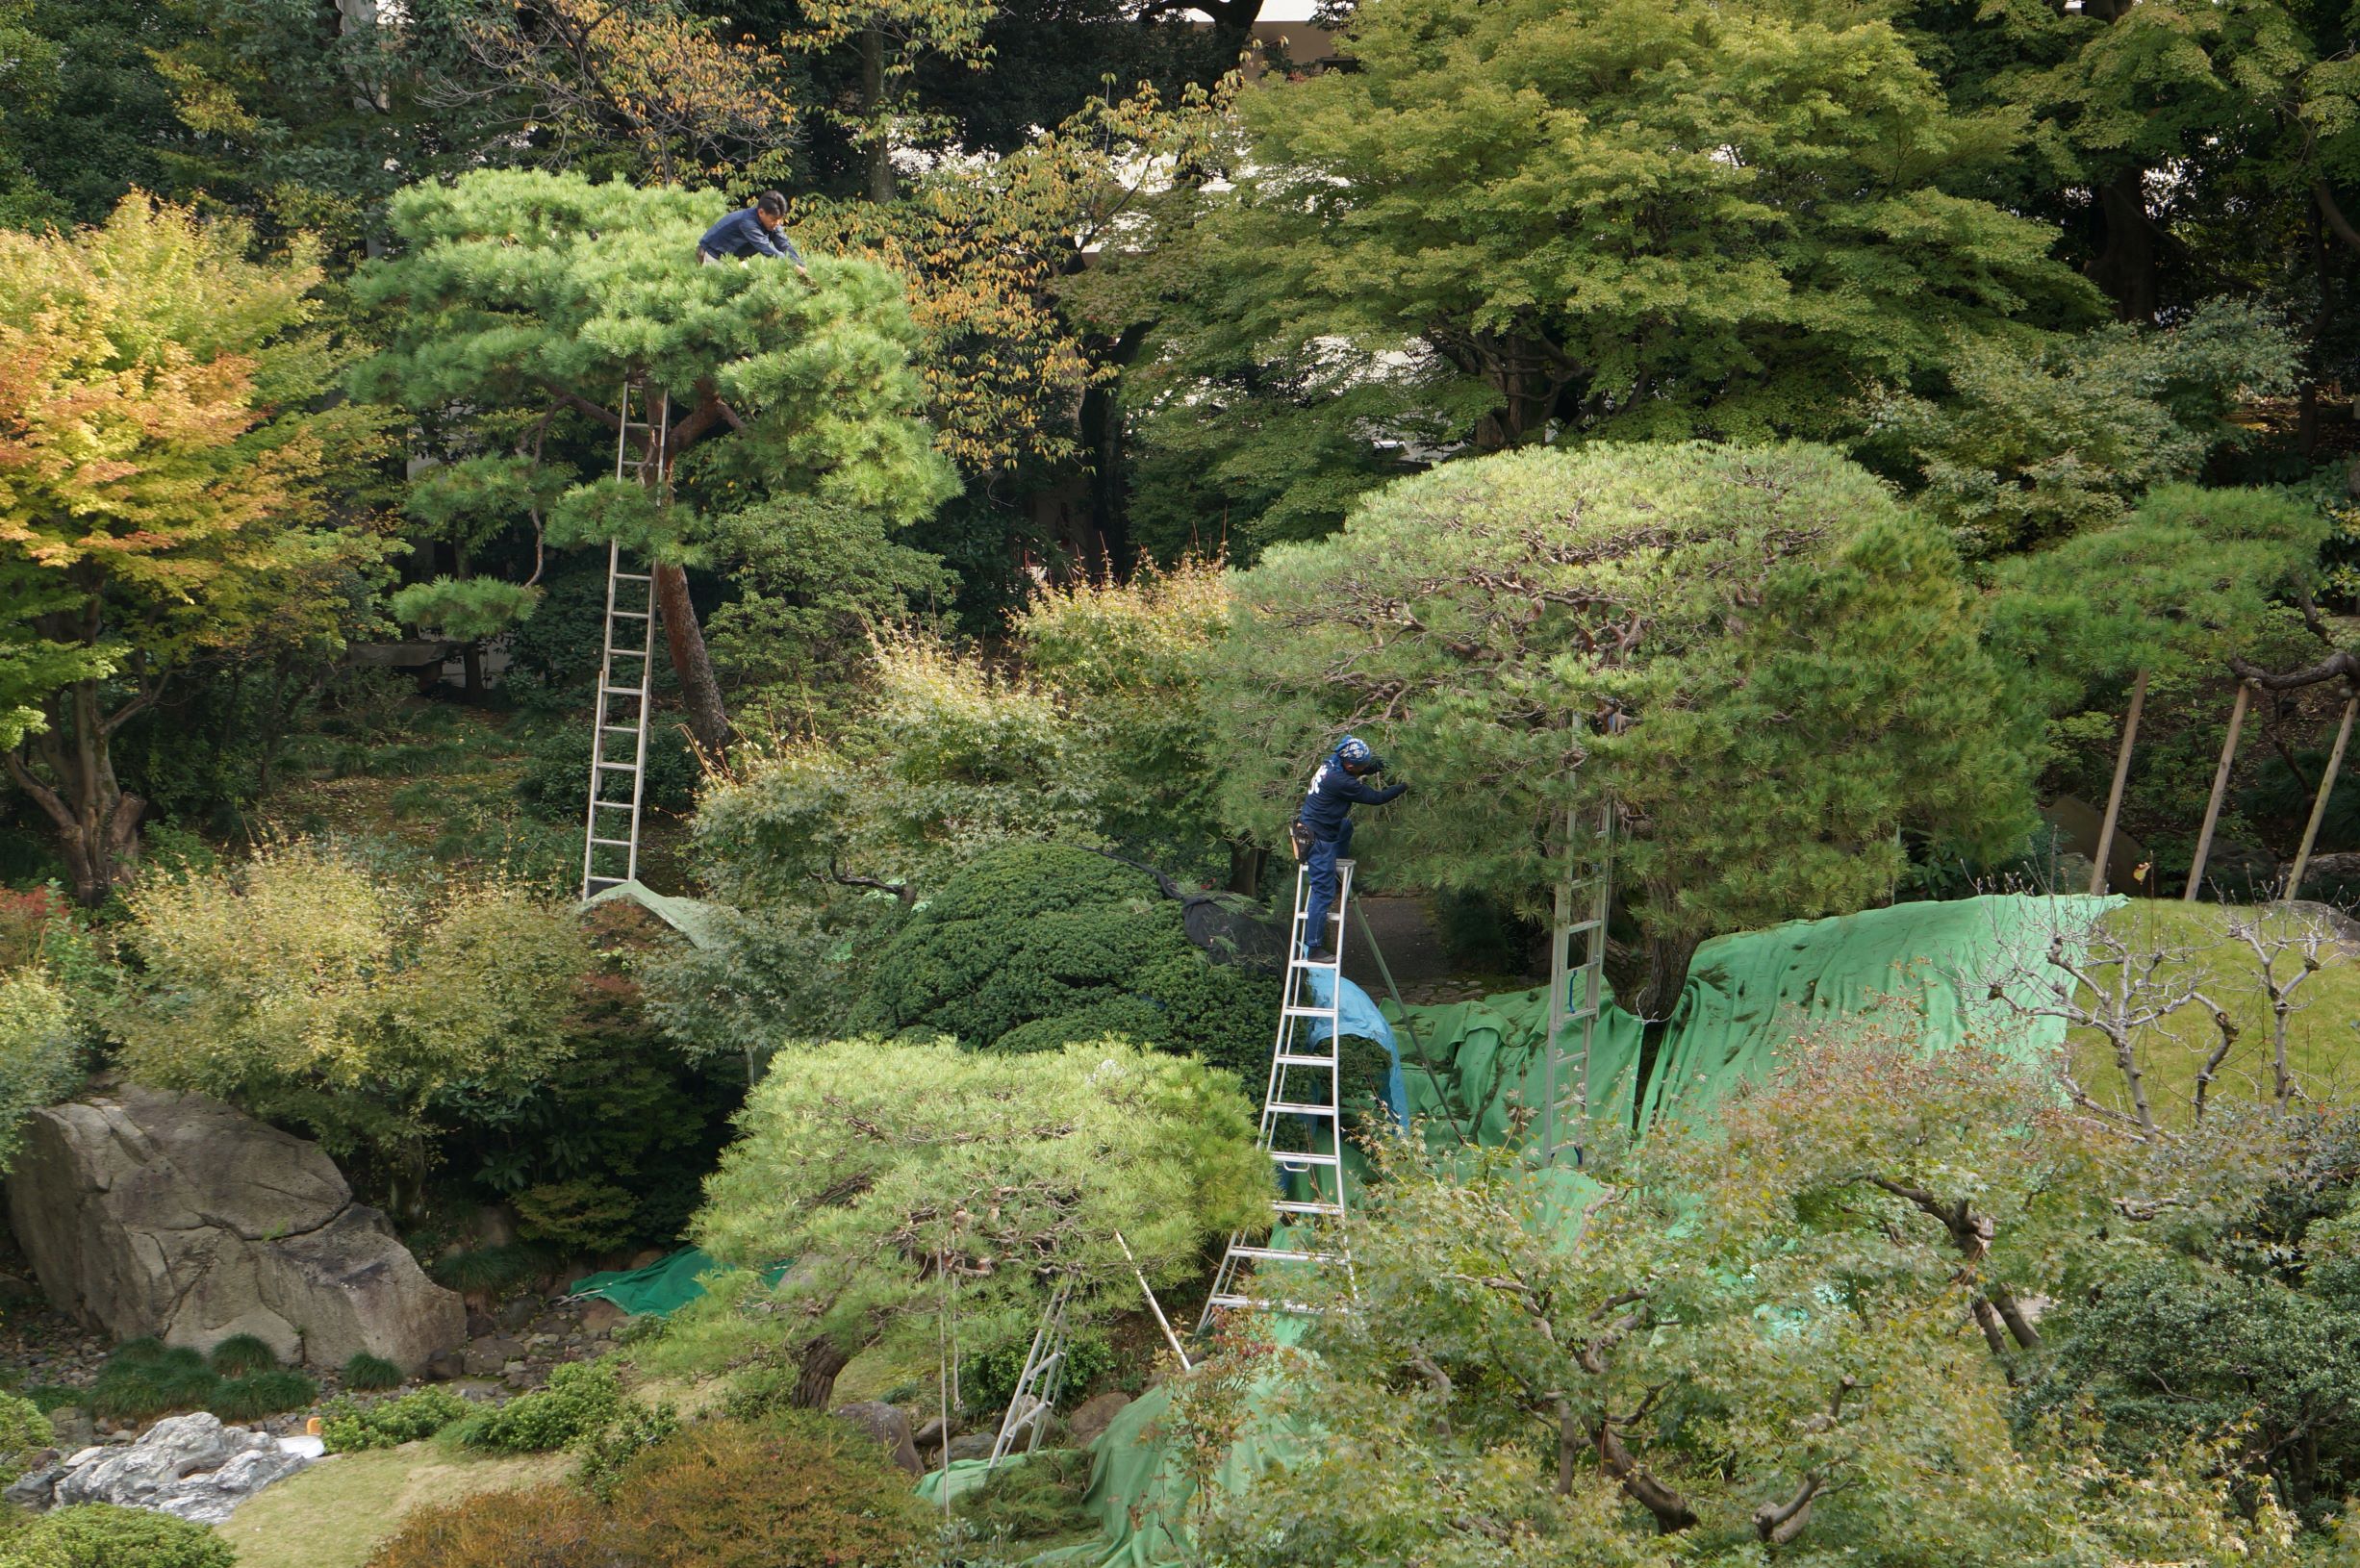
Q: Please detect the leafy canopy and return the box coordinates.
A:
[106,841,593,1179]
[1205,443,2035,1007]
[688,1036,1267,1384]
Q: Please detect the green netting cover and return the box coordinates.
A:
[567,1248,741,1318]
[932,893,2119,1566]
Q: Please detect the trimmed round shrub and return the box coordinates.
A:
[342,1353,404,1392]
[858,844,1277,1082]
[0,1504,235,1568]
[210,1370,317,1422]
[362,1482,608,1568]
[204,1335,278,1378]
[607,1412,931,1567]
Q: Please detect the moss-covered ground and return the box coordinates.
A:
[224,1444,571,1568]
[2068,901,2360,1123]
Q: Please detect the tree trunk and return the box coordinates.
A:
[654,563,733,755]
[6,679,148,907]
[860,29,894,204]
[793,1335,854,1410]
[2088,166,2159,323]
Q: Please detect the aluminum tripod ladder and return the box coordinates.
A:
[1537,797,1616,1165]
[986,1282,1071,1467]
[578,380,666,899]
[1199,858,1358,1327]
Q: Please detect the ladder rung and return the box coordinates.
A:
[595,761,639,772]
[1266,1101,1337,1118]
[1229,1246,1346,1264]
[1270,1150,1339,1168]
[600,725,640,735]
[614,572,652,583]
[1562,919,1603,936]
[1275,1053,1336,1068]
[612,609,650,620]
[1206,1294,1348,1315]
[1273,1200,1344,1217]
[590,797,635,809]
[585,875,627,891]
[1282,1006,1340,1021]
[1288,954,1341,970]
[589,836,635,847]
[601,686,647,697]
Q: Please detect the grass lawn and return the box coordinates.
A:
[222,1444,571,1568]
[2068,901,2360,1124]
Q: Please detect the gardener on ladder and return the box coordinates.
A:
[696,190,808,277]
[1293,735,1407,965]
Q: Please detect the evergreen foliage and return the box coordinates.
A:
[0,1505,234,1568]
[857,844,1274,1080]
[1205,443,2034,1013]
[683,1036,1264,1410]
[0,967,87,1175]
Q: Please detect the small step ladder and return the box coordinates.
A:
[1537,796,1616,1165]
[987,1281,1071,1468]
[579,379,666,899]
[1199,858,1359,1328]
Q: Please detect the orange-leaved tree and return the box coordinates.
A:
[0,195,387,904]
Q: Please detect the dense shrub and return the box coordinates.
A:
[0,1505,235,1568]
[604,1413,931,1568]
[858,844,1275,1082]
[341,1353,405,1392]
[962,1331,1119,1420]
[0,966,89,1175]
[429,1244,551,1298]
[209,1370,317,1422]
[456,1361,623,1454]
[362,1482,609,1568]
[0,1393,53,1486]
[572,1399,680,1502]
[320,1386,471,1453]
[952,1446,1098,1545]
[205,1335,277,1378]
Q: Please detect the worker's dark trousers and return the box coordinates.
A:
[1301,819,1354,953]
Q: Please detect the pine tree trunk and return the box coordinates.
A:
[861,29,894,204]
[793,1335,853,1410]
[654,563,734,755]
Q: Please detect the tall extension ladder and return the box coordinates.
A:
[1537,797,1616,1165]
[579,380,667,899]
[986,1281,1071,1468]
[1199,858,1359,1328]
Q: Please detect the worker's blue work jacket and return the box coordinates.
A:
[697,208,804,264]
[1297,753,1406,841]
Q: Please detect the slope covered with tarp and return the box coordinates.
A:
[977,893,2118,1566]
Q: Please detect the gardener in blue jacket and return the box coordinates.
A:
[1292,735,1408,965]
[696,190,808,275]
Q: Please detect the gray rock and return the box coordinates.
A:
[1067,1391,1131,1448]
[576,1300,626,1335]
[461,1336,524,1378]
[46,1407,92,1454]
[5,1086,464,1374]
[49,1412,311,1523]
[5,1462,62,1509]
[425,1350,466,1382]
[495,1296,539,1333]
[946,1431,996,1463]
[832,1401,922,1475]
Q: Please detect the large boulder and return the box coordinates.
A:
[12,1413,311,1524]
[6,1085,463,1374]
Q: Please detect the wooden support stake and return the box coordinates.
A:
[2091,670,2149,896]
[2184,682,2250,902]
[2287,694,2357,900]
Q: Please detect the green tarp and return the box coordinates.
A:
[997,893,2119,1566]
[566,1248,790,1318]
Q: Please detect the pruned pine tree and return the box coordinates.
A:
[1205,443,2034,1018]
[354,168,960,751]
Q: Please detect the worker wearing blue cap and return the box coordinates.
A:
[1291,735,1408,965]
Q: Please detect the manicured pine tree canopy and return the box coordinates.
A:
[353,168,960,749]
[1205,442,2035,1016]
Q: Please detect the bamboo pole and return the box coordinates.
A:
[2286,694,2357,899]
[2090,670,2149,896]
[2184,682,2251,902]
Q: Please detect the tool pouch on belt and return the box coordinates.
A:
[1287,821,1314,862]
